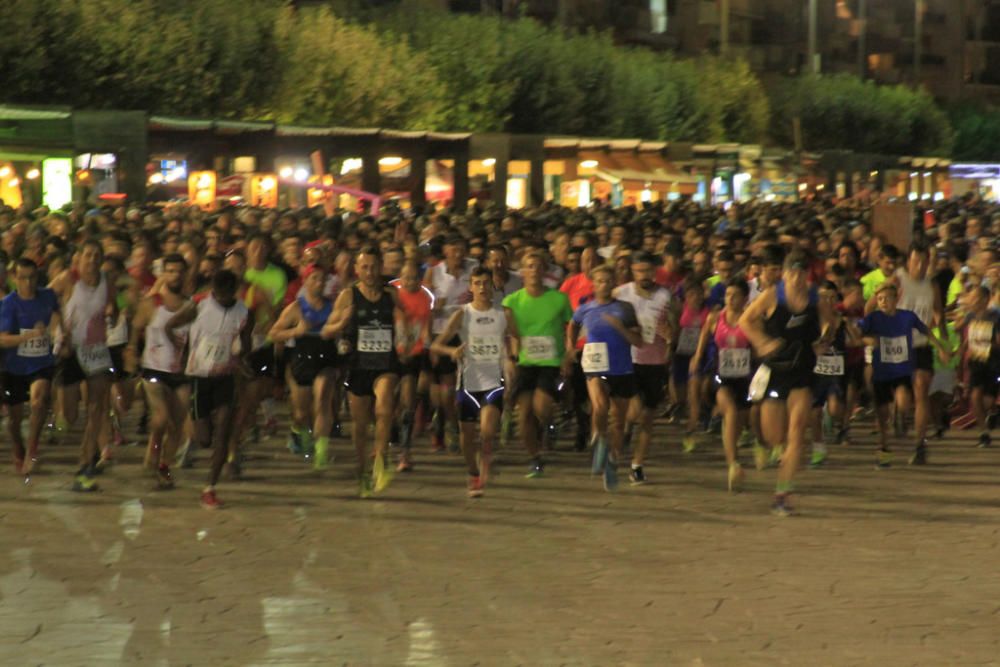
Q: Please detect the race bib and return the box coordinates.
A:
[358,327,392,353]
[468,335,502,362]
[581,342,610,373]
[106,316,128,347]
[718,348,751,378]
[523,335,556,362]
[879,336,908,364]
[18,329,51,359]
[748,364,771,402]
[193,334,229,369]
[968,321,993,361]
[676,326,700,356]
[639,315,658,345]
[814,354,845,376]
[76,343,112,375]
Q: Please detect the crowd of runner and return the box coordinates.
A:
[0,193,997,515]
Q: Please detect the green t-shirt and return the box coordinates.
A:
[503,288,572,367]
[245,263,288,307]
[860,268,889,302]
[705,274,721,288]
[932,322,961,371]
[947,274,963,307]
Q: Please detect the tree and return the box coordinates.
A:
[950,105,1000,161]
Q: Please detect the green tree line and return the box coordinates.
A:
[0,0,992,157]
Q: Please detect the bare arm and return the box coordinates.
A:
[321,289,353,340]
[738,287,782,357]
[268,301,305,344]
[430,309,464,361]
[690,311,718,369]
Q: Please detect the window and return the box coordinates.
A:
[650,0,667,33]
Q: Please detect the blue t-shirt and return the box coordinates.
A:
[860,308,928,381]
[572,299,637,376]
[0,288,60,375]
[707,281,726,309]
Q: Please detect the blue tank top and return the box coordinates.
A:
[572,299,637,376]
[298,294,332,333]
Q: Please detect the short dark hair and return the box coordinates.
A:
[470,266,492,281]
[213,269,238,294]
[14,257,38,272]
[162,252,187,270]
[726,277,749,297]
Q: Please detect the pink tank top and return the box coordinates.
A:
[714,310,750,350]
[675,303,708,356]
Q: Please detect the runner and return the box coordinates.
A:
[860,282,951,468]
[322,245,402,497]
[0,258,60,475]
[49,239,117,492]
[166,269,254,509]
[431,267,510,497]
[614,252,672,484]
[390,260,433,472]
[268,263,339,470]
[568,264,641,491]
[895,242,942,462]
[690,278,751,491]
[740,250,825,516]
[125,253,190,489]
[959,285,1000,448]
[674,277,710,453]
[808,282,861,467]
[424,234,473,453]
[560,244,597,452]
[504,252,573,478]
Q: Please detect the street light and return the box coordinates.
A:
[26,168,40,180]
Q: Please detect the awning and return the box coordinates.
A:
[596,167,699,190]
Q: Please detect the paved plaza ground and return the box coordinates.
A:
[0,415,998,666]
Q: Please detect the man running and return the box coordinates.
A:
[504,252,573,478]
[614,252,672,484]
[568,265,642,491]
[126,253,190,489]
[323,246,402,497]
[860,282,951,468]
[431,267,510,497]
[268,263,339,471]
[50,239,117,492]
[960,285,1000,448]
[167,269,254,509]
[0,258,60,475]
[424,234,473,453]
[390,260,433,472]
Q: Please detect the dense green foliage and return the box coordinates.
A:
[0,0,972,157]
[770,74,953,156]
[950,104,1000,161]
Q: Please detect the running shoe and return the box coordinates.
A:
[525,459,544,479]
[591,437,607,476]
[358,473,374,499]
[156,464,175,490]
[875,448,893,469]
[629,465,646,486]
[372,453,394,494]
[313,436,330,471]
[768,444,784,467]
[603,457,618,492]
[200,489,223,510]
[727,462,744,493]
[752,441,768,471]
[682,433,697,454]
[396,451,414,473]
[770,493,794,517]
[808,449,827,468]
[909,440,928,465]
[177,439,195,469]
[286,430,304,455]
[467,475,484,498]
[72,468,98,493]
[977,432,992,449]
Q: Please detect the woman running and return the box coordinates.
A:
[690,278,751,492]
[673,277,710,453]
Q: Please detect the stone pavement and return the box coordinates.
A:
[0,417,998,666]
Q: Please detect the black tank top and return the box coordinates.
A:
[763,281,820,373]
[349,285,397,371]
